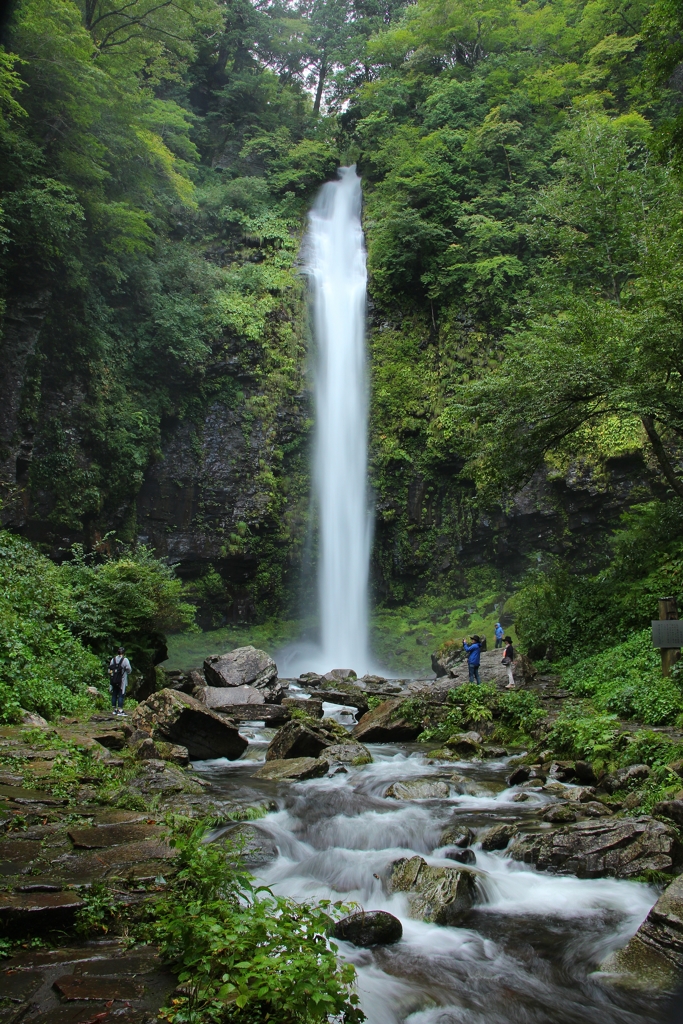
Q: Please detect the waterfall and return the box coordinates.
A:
[307,166,371,672]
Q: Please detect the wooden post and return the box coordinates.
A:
[658,597,680,677]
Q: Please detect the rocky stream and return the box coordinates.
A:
[0,646,682,1024]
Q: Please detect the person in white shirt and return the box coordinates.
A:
[109,646,131,716]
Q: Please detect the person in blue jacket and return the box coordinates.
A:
[462,635,482,684]
[495,622,504,649]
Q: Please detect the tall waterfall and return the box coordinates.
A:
[307,166,371,672]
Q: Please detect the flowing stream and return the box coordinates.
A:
[196,698,668,1024]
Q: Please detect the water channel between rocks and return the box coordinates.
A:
[194,693,669,1024]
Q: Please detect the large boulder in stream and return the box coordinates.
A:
[203,647,281,701]
[252,757,329,781]
[600,874,683,990]
[131,689,248,761]
[352,699,422,743]
[387,855,477,925]
[509,816,679,878]
[215,823,279,866]
[266,720,338,761]
[317,742,372,766]
[331,910,403,947]
[385,779,449,800]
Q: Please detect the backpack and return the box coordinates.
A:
[110,657,126,688]
[502,645,514,666]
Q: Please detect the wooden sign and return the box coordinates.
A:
[652,619,683,649]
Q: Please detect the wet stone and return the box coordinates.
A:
[317,742,372,766]
[507,765,531,786]
[0,970,43,1002]
[53,976,144,1001]
[252,757,329,781]
[68,823,164,849]
[543,805,578,823]
[214,823,279,866]
[445,847,476,865]
[385,779,450,800]
[0,891,85,931]
[0,786,66,806]
[479,823,518,851]
[439,824,474,848]
[331,910,403,947]
[388,855,477,925]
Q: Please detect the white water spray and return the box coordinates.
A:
[308,166,371,672]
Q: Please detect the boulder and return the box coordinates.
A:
[361,675,388,685]
[352,699,421,743]
[480,823,518,851]
[481,745,507,758]
[266,720,337,761]
[543,805,578,824]
[580,800,613,818]
[252,757,329,781]
[509,816,679,878]
[653,799,683,826]
[387,855,477,925]
[549,761,576,782]
[444,732,482,757]
[601,764,650,794]
[131,689,248,761]
[317,742,372,766]
[600,874,683,989]
[155,741,190,766]
[331,910,402,947]
[299,672,322,685]
[384,779,450,800]
[317,688,369,716]
[196,685,265,707]
[574,760,599,785]
[507,765,531,786]
[281,698,324,718]
[323,669,357,682]
[216,823,279,866]
[439,823,474,848]
[203,647,278,691]
[446,848,476,865]
[217,705,290,724]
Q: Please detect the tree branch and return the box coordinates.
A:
[641,414,683,499]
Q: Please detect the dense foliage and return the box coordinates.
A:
[0,530,193,720]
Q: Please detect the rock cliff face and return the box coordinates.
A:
[0,284,663,622]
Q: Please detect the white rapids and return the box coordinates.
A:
[197,735,665,1024]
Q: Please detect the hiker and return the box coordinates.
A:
[109,646,131,716]
[495,622,504,649]
[462,635,482,684]
[502,637,515,689]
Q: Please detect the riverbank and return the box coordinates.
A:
[2,659,683,1024]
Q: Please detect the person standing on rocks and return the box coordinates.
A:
[462,635,482,684]
[502,637,515,689]
[109,647,131,716]
[495,622,504,649]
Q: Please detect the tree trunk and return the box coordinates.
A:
[313,56,327,114]
[641,414,683,500]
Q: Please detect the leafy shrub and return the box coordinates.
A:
[0,532,102,722]
[547,704,624,768]
[566,630,683,725]
[512,502,683,661]
[496,690,544,733]
[145,823,364,1024]
[0,530,195,721]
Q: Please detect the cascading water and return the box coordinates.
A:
[306,166,371,672]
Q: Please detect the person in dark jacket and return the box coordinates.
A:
[502,637,515,689]
[109,647,131,716]
[462,635,482,684]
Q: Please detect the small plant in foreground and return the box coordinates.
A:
[142,822,364,1024]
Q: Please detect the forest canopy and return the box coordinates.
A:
[1,0,683,621]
